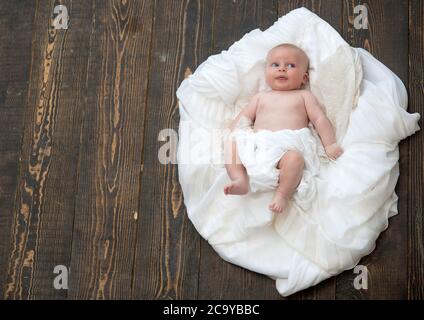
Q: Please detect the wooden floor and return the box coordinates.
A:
[0,0,422,300]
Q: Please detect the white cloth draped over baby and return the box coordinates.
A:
[176,7,420,296]
[229,125,321,212]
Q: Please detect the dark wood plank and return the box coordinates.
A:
[67,0,153,299]
[0,0,36,298]
[2,0,94,299]
[197,0,282,300]
[336,0,409,299]
[277,0,342,300]
[407,0,424,300]
[132,0,209,300]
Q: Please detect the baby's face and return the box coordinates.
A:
[265,46,309,91]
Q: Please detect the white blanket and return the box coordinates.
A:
[175,7,420,296]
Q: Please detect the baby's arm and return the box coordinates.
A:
[302,91,343,160]
[228,93,261,131]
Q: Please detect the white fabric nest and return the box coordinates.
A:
[175,7,420,296]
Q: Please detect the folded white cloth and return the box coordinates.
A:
[176,7,420,296]
[229,125,320,211]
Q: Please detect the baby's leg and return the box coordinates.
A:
[269,150,304,213]
[223,136,249,195]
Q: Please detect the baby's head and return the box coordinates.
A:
[265,43,309,91]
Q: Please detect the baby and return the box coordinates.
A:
[223,43,344,214]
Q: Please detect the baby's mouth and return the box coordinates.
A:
[276,76,288,81]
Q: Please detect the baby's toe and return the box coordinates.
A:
[270,204,280,213]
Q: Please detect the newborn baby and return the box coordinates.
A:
[223,43,344,213]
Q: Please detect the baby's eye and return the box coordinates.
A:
[286,63,295,69]
[271,63,279,68]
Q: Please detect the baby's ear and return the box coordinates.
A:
[303,72,309,84]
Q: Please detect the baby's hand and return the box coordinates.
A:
[325,143,344,160]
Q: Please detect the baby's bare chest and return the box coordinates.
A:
[257,94,306,117]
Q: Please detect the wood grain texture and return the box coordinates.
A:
[67,0,153,299]
[0,0,36,298]
[336,0,410,300]
[2,0,94,299]
[407,0,423,300]
[132,0,201,300]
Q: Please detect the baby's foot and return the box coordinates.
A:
[224,177,249,195]
[269,192,290,213]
